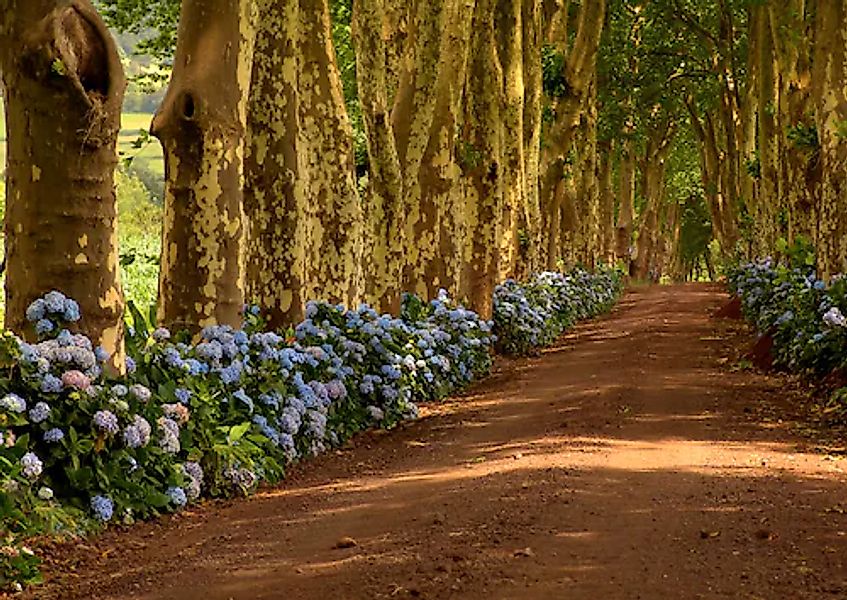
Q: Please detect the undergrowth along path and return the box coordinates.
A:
[30,284,847,599]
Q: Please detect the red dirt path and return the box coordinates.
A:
[26,284,847,599]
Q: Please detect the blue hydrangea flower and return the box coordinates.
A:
[44,291,67,314]
[62,298,81,322]
[44,428,65,443]
[129,384,151,402]
[152,327,171,342]
[94,346,110,363]
[35,319,55,335]
[25,299,47,322]
[175,388,192,404]
[123,415,151,449]
[91,495,114,522]
[41,374,63,394]
[166,486,187,507]
[28,401,51,424]
[20,452,43,479]
[0,393,27,413]
[125,356,137,374]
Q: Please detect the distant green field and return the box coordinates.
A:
[0,110,163,178]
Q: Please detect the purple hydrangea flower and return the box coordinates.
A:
[93,410,119,435]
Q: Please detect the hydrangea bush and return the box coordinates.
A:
[728,258,847,417]
[493,268,624,355]
[0,272,621,590]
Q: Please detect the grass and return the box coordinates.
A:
[119,112,164,178]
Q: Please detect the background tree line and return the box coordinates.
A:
[0,0,845,369]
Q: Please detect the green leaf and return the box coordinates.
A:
[227,422,250,444]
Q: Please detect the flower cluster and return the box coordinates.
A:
[728,259,847,418]
[0,275,621,591]
[493,268,624,355]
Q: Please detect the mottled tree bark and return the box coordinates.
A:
[754,6,781,256]
[520,0,543,276]
[244,0,309,327]
[299,0,364,310]
[813,0,847,278]
[495,0,526,281]
[353,0,404,312]
[633,124,673,280]
[399,0,476,299]
[152,0,256,332]
[460,0,503,319]
[1,0,126,367]
[245,0,361,326]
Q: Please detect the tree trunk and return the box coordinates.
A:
[520,0,543,276]
[244,0,310,327]
[400,0,476,300]
[299,0,364,310]
[615,137,636,265]
[353,0,405,312]
[633,125,672,280]
[460,0,503,319]
[538,0,605,271]
[152,0,256,332]
[495,0,526,281]
[755,6,781,256]
[1,0,126,367]
[814,0,847,278]
[597,139,615,265]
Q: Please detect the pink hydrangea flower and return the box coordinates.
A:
[61,369,91,390]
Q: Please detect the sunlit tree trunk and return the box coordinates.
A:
[754,6,781,256]
[390,0,450,299]
[1,0,126,367]
[244,0,310,327]
[400,0,476,299]
[574,78,599,266]
[520,0,543,275]
[495,0,526,280]
[633,124,673,280]
[153,0,256,332]
[460,0,503,319]
[768,3,819,247]
[353,0,404,312]
[687,99,736,253]
[299,0,363,310]
[813,0,847,278]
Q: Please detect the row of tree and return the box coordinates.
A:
[1,0,846,369]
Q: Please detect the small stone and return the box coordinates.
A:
[333,536,358,549]
[513,547,534,558]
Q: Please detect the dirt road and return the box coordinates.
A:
[33,284,847,599]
